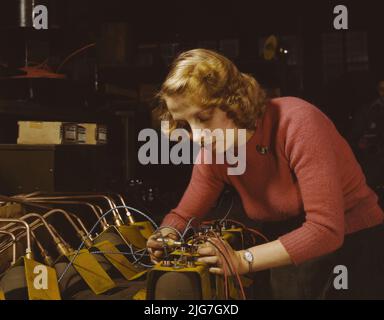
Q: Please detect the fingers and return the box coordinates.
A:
[148,249,164,263]
[197,255,220,265]
[196,239,234,276]
[197,244,216,256]
[209,267,224,275]
[197,241,223,273]
[147,232,176,250]
[166,233,179,240]
[152,250,164,259]
[209,237,230,251]
[146,232,164,250]
[158,228,180,239]
[147,229,180,249]
[162,231,179,240]
[146,229,180,263]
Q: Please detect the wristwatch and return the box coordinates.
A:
[243,250,254,273]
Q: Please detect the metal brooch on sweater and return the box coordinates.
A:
[256,145,269,155]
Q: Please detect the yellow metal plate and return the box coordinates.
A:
[132,221,155,239]
[117,225,147,249]
[133,288,146,300]
[93,241,141,280]
[24,258,61,300]
[128,270,147,281]
[0,289,5,300]
[228,277,241,300]
[66,249,116,295]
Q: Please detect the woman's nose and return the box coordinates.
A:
[192,131,215,147]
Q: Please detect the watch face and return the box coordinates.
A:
[244,251,253,262]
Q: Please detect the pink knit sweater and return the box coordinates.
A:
[161,97,384,265]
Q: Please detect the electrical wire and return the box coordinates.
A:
[123,205,158,229]
[127,243,153,268]
[154,218,198,261]
[200,230,246,300]
[57,205,157,282]
[151,232,171,261]
[90,250,150,257]
[192,233,238,299]
[91,248,153,267]
[225,219,269,242]
[205,238,236,299]
[152,223,245,299]
[214,194,269,245]
[53,202,247,298]
[56,43,96,72]
[209,232,246,300]
[181,217,197,240]
[185,235,228,300]
[222,255,229,300]
[219,196,234,224]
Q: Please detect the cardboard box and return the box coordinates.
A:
[17,122,107,145]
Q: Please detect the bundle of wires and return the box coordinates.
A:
[224,219,269,243]
[57,205,159,282]
[202,218,269,245]
[89,246,152,268]
[190,230,247,300]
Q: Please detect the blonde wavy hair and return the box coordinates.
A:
[156,48,267,132]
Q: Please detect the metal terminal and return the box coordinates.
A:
[162,260,171,267]
[172,258,183,269]
[156,237,183,247]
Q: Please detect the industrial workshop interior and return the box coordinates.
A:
[0,0,383,304]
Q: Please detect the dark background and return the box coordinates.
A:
[0,0,383,217]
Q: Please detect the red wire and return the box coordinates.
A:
[211,234,246,300]
[194,234,230,299]
[198,219,268,299]
[246,227,269,243]
[223,259,229,299]
[56,43,96,72]
[207,232,246,300]
[225,219,269,242]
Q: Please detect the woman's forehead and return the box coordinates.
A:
[165,95,201,116]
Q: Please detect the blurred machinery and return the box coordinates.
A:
[147,220,268,300]
[0,192,267,300]
[0,192,155,300]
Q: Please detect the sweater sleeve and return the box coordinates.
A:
[161,161,225,232]
[278,103,345,265]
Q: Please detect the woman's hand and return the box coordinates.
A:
[146,227,179,263]
[196,238,249,275]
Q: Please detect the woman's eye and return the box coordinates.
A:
[196,114,211,123]
[197,117,209,123]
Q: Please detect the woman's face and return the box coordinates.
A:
[165,95,239,151]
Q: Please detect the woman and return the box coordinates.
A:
[147,49,384,299]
